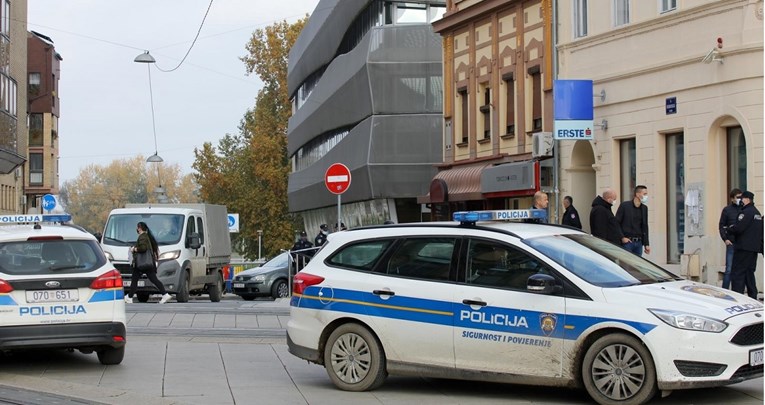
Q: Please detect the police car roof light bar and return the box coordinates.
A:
[453,209,547,225]
[0,214,73,225]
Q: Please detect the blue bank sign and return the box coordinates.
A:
[553,80,594,140]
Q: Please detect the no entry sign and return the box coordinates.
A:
[325,163,351,195]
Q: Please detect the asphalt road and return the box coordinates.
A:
[0,296,761,405]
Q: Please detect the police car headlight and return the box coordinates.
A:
[158,250,181,260]
[649,309,728,333]
[254,275,266,282]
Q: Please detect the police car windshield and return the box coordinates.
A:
[524,235,680,287]
[103,214,184,246]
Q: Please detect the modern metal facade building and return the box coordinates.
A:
[287,0,445,230]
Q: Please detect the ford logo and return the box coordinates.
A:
[45,281,61,288]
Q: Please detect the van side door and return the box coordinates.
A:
[186,215,205,288]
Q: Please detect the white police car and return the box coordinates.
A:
[287,210,763,405]
[0,214,126,365]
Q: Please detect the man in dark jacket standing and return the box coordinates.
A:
[561,196,582,229]
[718,188,742,289]
[615,185,651,257]
[590,189,626,245]
[727,191,763,299]
[314,224,329,247]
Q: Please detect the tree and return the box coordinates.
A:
[61,156,199,233]
[193,18,306,260]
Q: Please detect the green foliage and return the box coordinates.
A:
[193,18,307,260]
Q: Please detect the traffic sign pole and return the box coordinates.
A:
[337,194,341,234]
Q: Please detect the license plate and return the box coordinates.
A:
[233,283,245,288]
[26,289,79,303]
[122,280,145,287]
[750,348,763,367]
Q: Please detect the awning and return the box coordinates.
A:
[0,148,25,174]
[418,163,490,204]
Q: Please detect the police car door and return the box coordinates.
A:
[453,238,565,377]
[364,236,459,370]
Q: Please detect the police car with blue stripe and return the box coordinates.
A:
[287,210,763,405]
[0,214,126,365]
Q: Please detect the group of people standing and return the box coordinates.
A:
[588,186,651,257]
[719,189,763,298]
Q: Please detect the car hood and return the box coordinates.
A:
[238,266,286,277]
[602,280,763,321]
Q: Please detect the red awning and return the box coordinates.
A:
[418,163,490,203]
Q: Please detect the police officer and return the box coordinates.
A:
[718,188,742,289]
[727,191,763,299]
[291,231,314,273]
[561,195,582,229]
[314,224,329,247]
[292,231,314,252]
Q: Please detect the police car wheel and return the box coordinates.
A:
[323,323,387,391]
[582,334,657,405]
[97,346,125,365]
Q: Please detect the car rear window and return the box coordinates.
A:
[327,240,393,271]
[0,240,106,275]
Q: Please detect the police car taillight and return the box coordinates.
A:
[0,279,12,293]
[293,272,324,295]
[90,270,122,290]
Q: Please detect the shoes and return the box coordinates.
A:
[159,293,172,304]
[124,296,133,304]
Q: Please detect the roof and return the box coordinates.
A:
[0,224,95,242]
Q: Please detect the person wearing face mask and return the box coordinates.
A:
[726,191,763,299]
[314,224,329,247]
[718,188,743,289]
[589,188,625,245]
[615,185,651,257]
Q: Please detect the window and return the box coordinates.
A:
[727,126,747,192]
[196,217,205,244]
[29,113,43,146]
[466,240,547,290]
[619,139,636,202]
[327,240,392,271]
[660,0,676,13]
[29,153,43,185]
[666,133,684,264]
[614,0,630,26]
[574,0,588,38]
[0,0,8,37]
[480,86,491,140]
[531,72,542,131]
[458,88,468,144]
[386,238,456,281]
[28,73,40,96]
[0,240,106,276]
[504,76,515,136]
[185,216,195,247]
[394,2,427,24]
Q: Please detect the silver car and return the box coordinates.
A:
[232,253,289,300]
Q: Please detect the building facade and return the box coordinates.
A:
[26,31,61,213]
[557,0,763,286]
[423,0,555,221]
[287,0,446,231]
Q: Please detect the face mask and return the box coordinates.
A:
[322,230,328,235]
[735,198,742,206]
[641,195,648,204]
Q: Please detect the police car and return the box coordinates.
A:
[0,214,126,365]
[287,210,763,405]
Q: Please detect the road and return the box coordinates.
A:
[0,296,761,405]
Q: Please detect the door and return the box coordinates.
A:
[186,215,205,287]
[453,238,566,377]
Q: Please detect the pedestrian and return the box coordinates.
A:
[726,191,763,299]
[125,222,172,304]
[314,224,329,247]
[561,195,582,229]
[589,188,626,245]
[718,188,743,289]
[615,185,651,257]
[333,223,347,232]
[526,191,549,223]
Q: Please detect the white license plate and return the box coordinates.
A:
[750,349,763,367]
[233,283,245,288]
[26,289,79,303]
[122,280,145,287]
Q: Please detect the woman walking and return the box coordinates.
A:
[125,222,172,304]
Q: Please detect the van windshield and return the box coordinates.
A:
[524,234,681,287]
[102,214,185,246]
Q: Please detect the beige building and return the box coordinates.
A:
[557,0,763,286]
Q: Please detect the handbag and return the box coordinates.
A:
[134,248,155,271]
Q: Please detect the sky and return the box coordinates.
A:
[28,0,320,183]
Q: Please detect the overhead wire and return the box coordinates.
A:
[153,0,214,73]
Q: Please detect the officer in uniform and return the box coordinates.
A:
[561,195,582,229]
[727,191,763,299]
[314,224,328,247]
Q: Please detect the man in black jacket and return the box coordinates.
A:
[727,191,763,299]
[718,188,742,289]
[589,189,626,245]
[615,185,651,257]
[561,195,582,229]
[314,224,329,247]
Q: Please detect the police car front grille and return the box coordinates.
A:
[731,323,764,346]
[673,360,726,377]
[731,364,764,380]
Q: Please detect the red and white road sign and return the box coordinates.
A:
[325,163,351,195]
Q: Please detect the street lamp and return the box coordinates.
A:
[257,230,263,261]
[135,51,167,203]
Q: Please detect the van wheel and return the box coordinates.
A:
[582,333,657,405]
[176,272,190,303]
[209,273,223,302]
[136,293,150,303]
[324,323,387,392]
[271,280,288,299]
[97,346,124,365]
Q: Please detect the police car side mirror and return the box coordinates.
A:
[527,274,562,295]
[188,233,201,250]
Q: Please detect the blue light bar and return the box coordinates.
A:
[453,209,548,224]
[0,213,72,225]
[42,214,73,223]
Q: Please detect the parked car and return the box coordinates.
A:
[232,252,290,300]
[287,209,763,405]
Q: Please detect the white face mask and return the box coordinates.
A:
[735,198,742,206]
[322,230,328,235]
[641,195,648,204]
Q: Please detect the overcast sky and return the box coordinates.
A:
[28,0,320,183]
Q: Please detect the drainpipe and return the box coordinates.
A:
[551,0,560,224]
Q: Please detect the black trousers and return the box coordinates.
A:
[731,249,759,299]
[128,267,167,297]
